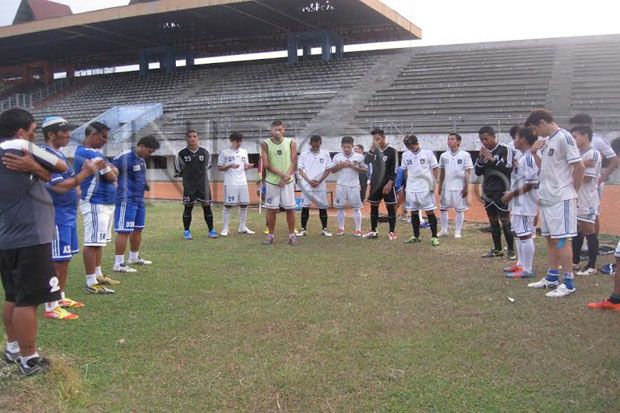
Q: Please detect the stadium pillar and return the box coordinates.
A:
[335,37,344,60]
[43,62,53,85]
[186,51,195,69]
[303,45,312,58]
[139,49,148,77]
[66,64,75,79]
[163,48,175,74]
[287,33,299,65]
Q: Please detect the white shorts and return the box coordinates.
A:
[511,214,536,237]
[334,185,362,209]
[80,201,115,247]
[224,184,250,206]
[301,188,329,209]
[440,190,469,211]
[615,240,620,258]
[577,206,597,224]
[540,199,577,239]
[405,191,435,211]
[264,181,296,210]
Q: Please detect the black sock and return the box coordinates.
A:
[501,220,514,251]
[202,205,213,230]
[319,209,328,229]
[586,233,599,269]
[490,221,502,251]
[610,293,620,304]
[573,234,584,265]
[411,211,420,238]
[301,207,310,230]
[370,205,379,231]
[427,213,438,237]
[387,205,396,233]
[183,205,193,231]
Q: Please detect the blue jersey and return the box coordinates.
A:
[43,146,78,225]
[74,145,116,204]
[112,149,147,203]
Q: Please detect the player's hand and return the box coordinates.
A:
[501,191,513,204]
[480,147,493,162]
[83,160,100,175]
[245,163,254,170]
[382,181,393,195]
[370,140,378,152]
[2,149,39,173]
[229,163,240,169]
[583,158,595,168]
[530,140,545,154]
[461,188,468,198]
[310,179,320,188]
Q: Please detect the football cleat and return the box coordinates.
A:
[288,234,299,245]
[505,270,536,279]
[208,229,218,238]
[388,232,397,241]
[261,235,274,245]
[43,306,78,320]
[59,298,85,308]
[4,349,19,364]
[600,263,616,275]
[336,228,345,236]
[263,228,270,235]
[352,230,362,237]
[431,237,440,246]
[85,283,115,294]
[127,257,152,265]
[503,264,523,273]
[220,229,229,237]
[575,267,597,276]
[454,232,462,239]
[18,356,50,377]
[586,299,620,311]
[403,236,421,244]
[321,229,333,237]
[482,249,504,258]
[545,284,575,298]
[528,277,560,289]
[362,231,378,239]
[296,228,308,237]
[183,230,193,240]
[437,230,448,237]
[97,274,122,285]
[112,264,136,274]
[507,250,517,260]
[238,227,255,235]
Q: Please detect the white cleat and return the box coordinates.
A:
[238,227,255,235]
[527,277,560,289]
[113,263,138,273]
[575,267,597,276]
[437,230,448,237]
[454,232,462,238]
[220,229,229,237]
[362,231,378,239]
[127,257,152,265]
[321,229,333,237]
[545,284,576,298]
[296,229,308,237]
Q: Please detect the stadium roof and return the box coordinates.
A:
[12,0,73,25]
[0,0,421,68]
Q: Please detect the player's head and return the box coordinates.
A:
[85,121,110,148]
[478,125,496,149]
[229,131,243,149]
[309,134,322,151]
[525,108,556,137]
[570,125,593,149]
[371,128,385,146]
[0,108,36,142]
[509,125,521,140]
[185,130,199,147]
[42,116,74,148]
[610,137,620,156]
[271,120,285,139]
[341,136,354,155]
[354,144,364,154]
[514,127,536,151]
[569,113,593,127]
[447,132,461,150]
[404,134,418,151]
[135,135,160,159]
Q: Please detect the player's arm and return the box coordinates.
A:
[318,168,331,185]
[286,140,298,178]
[600,155,618,184]
[49,160,102,194]
[463,167,472,197]
[571,160,585,193]
[474,154,486,176]
[494,147,513,175]
[2,149,55,182]
[437,164,445,195]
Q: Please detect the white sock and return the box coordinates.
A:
[222,207,230,231]
[419,210,426,223]
[7,341,19,353]
[129,251,139,261]
[515,238,523,267]
[95,266,103,276]
[353,208,362,231]
[20,352,40,367]
[337,209,345,229]
[86,274,97,287]
[61,291,66,300]
[440,210,449,232]
[44,301,59,312]
[455,211,464,234]
[239,208,248,229]
[520,238,535,271]
[114,255,125,267]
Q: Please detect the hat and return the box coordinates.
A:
[41,116,75,131]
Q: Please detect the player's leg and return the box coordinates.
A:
[201,201,216,236]
[455,210,465,237]
[113,202,137,273]
[334,185,346,235]
[222,205,231,236]
[499,210,515,259]
[363,185,381,238]
[282,182,298,244]
[222,185,235,236]
[127,203,150,265]
[238,185,253,233]
[183,197,194,239]
[588,241,620,310]
[422,191,439,244]
[384,187,397,239]
[317,189,330,236]
[438,190,450,236]
[3,301,20,363]
[483,203,503,257]
[506,215,536,277]
[300,207,310,234]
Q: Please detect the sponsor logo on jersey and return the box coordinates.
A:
[277,150,282,155]
[199,155,204,161]
[548,149,555,156]
[458,159,463,164]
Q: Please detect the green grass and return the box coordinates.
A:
[1,201,618,412]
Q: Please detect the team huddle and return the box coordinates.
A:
[1,107,619,377]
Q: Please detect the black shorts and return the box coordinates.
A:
[183,185,212,205]
[483,191,509,215]
[368,184,396,205]
[1,243,61,307]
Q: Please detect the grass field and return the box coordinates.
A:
[1,201,618,412]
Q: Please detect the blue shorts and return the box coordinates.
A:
[114,202,146,233]
[52,225,79,262]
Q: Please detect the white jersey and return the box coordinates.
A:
[592,133,616,160]
[507,140,523,162]
[217,148,250,186]
[439,149,473,191]
[332,152,366,188]
[538,128,582,202]
[577,147,602,211]
[298,149,333,191]
[510,151,539,216]
[401,148,438,193]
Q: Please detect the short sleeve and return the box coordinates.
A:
[584,152,599,178]
[429,152,439,169]
[217,151,225,166]
[464,153,474,169]
[324,152,333,169]
[563,134,582,164]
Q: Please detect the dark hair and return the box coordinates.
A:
[137,135,160,149]
[310,135,322,143]
[371,128,385,136]
[355,144,364,151]
[570,125,593,142]
[569,113,592,126]
[186,130,198,137]
[42,126,57,141]
[509,125,521,139]
[341,136,354,145]
[271,120,284,127]
[610,137,620,156]
[448,132,462,142]
[525,108,554,127]
[405,134,418,146]
[478,125,495,136]
[0,108,35,138]
[85,121,110,137]
[229,131,244,141]
[517,127,537,145]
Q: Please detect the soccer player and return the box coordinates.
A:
[74,122,120,293]
[363,128,397,240]
[570,125,601,275]
[175,130,217,240]
[501,127,539,278]
[260,120,298,245]
[400,134,440,246]
[354,144,368,202]
[112,136,160,274]
[526,109,585,298]
[41,116,103,320]
[474,125,515,259]
[437,133,473,238]
[297,135,333,237]
[217,132,255,236]
[331,136,367,236]
[507,125,523,162]
[1,108,67,376]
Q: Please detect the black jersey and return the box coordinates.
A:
[175,147,211,189]
[365,145,397,188]
[474,143,512,194]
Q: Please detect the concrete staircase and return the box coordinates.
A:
[545,43,574,119]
